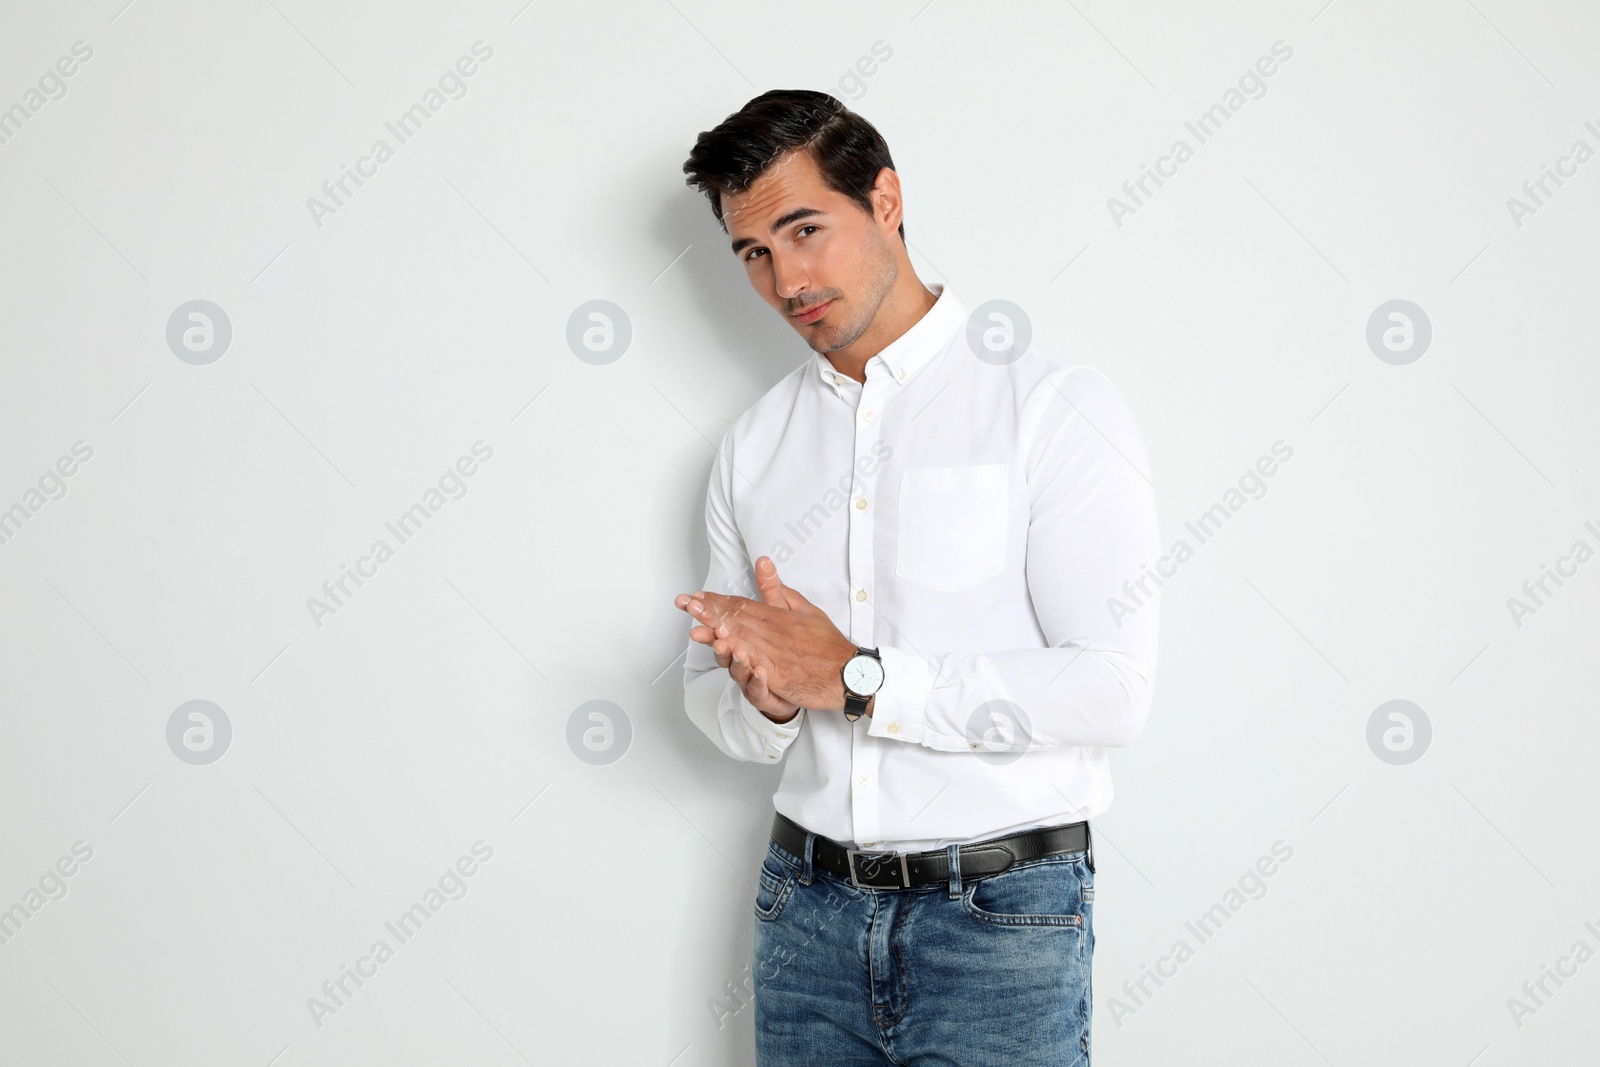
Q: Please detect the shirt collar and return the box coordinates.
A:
[812,282,965,392]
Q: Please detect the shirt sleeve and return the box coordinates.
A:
[867,365,1160,752]
[682,427,807,763]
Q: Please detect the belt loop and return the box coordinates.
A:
[801,831,816,885]
[946,843,962,900]
[1086,822,1095,874]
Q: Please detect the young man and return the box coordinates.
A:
[675,89,1160,1065]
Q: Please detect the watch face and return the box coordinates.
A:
[843,654,885,696]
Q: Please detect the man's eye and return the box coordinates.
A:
[744,225,816,261]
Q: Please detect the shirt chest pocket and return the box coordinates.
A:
[895,464,1010,593]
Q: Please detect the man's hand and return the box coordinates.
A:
[675,556,863,717]
[726,643,800,723]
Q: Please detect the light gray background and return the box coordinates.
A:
[2,0,1596,1064]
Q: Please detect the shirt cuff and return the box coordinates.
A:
[736,687,805,762]
[866,645,934,744]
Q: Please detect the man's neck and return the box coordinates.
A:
[824,280,940,384]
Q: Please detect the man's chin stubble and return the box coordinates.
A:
[812,316,873,354]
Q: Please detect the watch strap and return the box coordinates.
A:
[843,691,869,721]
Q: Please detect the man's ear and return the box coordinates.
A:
[871,166,903,234]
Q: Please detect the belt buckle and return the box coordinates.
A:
[847,849,910,889]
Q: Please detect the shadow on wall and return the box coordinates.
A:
[645,144,821,389]
[590,137,815,1065]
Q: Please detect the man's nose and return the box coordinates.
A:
[771,252,808,302]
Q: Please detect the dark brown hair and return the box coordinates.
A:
[682,89,904,242]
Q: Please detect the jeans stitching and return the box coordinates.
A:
[960,853,1091,927]
[755,871,797,922]
[757,846,801,922]
[770,840,805,873]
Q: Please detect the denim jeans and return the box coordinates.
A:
[752,826,1096,1065]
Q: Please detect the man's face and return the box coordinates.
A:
[722,148,898,353]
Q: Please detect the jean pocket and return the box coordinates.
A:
[754,843,800,922]
[896,464,1010,592]
[961,854,1089,927]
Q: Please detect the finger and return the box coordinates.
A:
[754,557,824,616]
[748,664,769,701]
[752,666,798,717]
[715,634,774,671]
[754,556,787,607]
[688,591,736,627]
[756,557,814,615]
[713,637,753,669]
[685,604,734,644]
[709,614,778,659]
[704,607,784,652]
[679,595,707,617]
[692,591,777,630]
[778,582,822,616]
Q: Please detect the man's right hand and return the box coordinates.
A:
[677,555,807,725]
[728,649,801,724]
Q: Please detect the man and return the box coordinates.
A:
[675,89,1159,1065]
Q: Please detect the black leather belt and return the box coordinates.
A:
[771,811,1090,890]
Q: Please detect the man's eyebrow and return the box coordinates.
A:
[729,207,825,255]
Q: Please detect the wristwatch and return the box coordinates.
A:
[840,647,885,721]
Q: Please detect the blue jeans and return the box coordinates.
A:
[752,826,1096,1065]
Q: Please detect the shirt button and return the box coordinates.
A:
[897,369,907,381]
[859,774,872,785]
[887,722,900,734]
[862,409,875,421]
[854,498,868,510]
[855,589,868,602]
[834,374,845,385]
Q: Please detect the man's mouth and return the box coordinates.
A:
[793,299,834,325]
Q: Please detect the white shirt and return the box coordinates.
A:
[682,283,1160,852]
